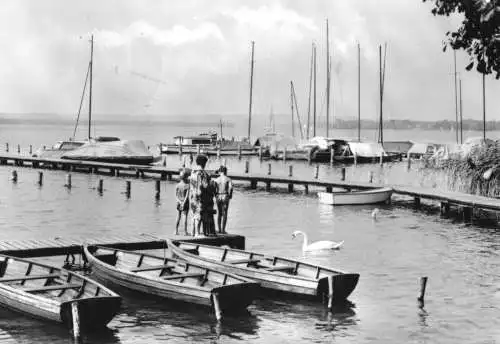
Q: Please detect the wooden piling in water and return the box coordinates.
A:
[245,161,249,174]
[440,201,450,216]
[288,183,294,192]
[288,165,293,177]
[155,180,161,199]
[250,180,257,189]
[407,157,411,170]
[71,301,80,339]
[330,148,334,167]
[341,167,346,181]
[258,146,263,161]
[304,184,309,194]
[414,196,421,208]
[267,163,272,176]
[125,181,131,198]
[327,275,334,309]
[314,165,319,179]
[265,181,271,192]
[368,171,373,183]
[238,144,242,159]
[17,144,20,154]
[65,174,72,188]
[354,153,357,165]
[417,276,428,306]
[5,143,9,153]
[11,170,17,182]
[463,206,473,223]
[29,145,32,155]
[97,179,103,193]
[38,171,43,186]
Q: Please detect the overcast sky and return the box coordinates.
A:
[0,0,498,123]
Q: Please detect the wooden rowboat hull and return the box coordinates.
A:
[0,255,121,330]
[84,246,259,314]
[167,240,359,303]
[318,187,393,205]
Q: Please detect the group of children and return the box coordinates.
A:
[175,154,233,237]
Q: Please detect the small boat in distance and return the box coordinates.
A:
[84,245,260,320]
[167,239,359,307]
[0,254,121,331]
[318,187,393,205]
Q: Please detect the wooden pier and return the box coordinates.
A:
[0,234,245,258]
[1,152,499,221]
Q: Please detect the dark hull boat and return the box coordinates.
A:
[167,240,359,307]
[0,254,121,331]
[84,246,259,319]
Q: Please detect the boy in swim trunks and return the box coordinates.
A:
[214,166,233,234]
[175,170,190,236]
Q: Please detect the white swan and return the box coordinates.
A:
[292,231,343,251]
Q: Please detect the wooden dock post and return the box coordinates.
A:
[417,276,428,306]
[354,153,357,165]
[304,184,309,194]
[288,165,293,177]
[379,152,383,166]
[440,201,450,216]
[283,147,287,163]
[65,174,72,188]
[267,163,272,175]
[11,170,18,182]
[407,156,411,170]
[288,183,294,192]
[29,145,32,155]
[368,171,373,183]
[217,147,221,159]
[38,171,43,186]
[212,292,222,321]
[238,144,242,159]
[463,206,473,223]
[341,167,346,181]
[330,147,334,167]
[115,169,120,177]
[97,179,104,193]
[125,181,131,198]
[250,179,257,189]
[162,157,167,167]
[266,181,271,192]
[245,161,249,174]
[414,196,421,208]
[314,165,319,179]
[307,151,312,165]
[71,301,80,339]
[17,144,20,154]
[5,143,8,152]
[161,172,167,181]
[155,180,161,199]
[258,146,263,161]
[179,144,183,156]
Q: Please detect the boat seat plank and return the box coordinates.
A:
[227,258,261,265]
[162,273,205,280]
[0,273,61,283]
[131,264,174,273]
[24,283,82,293]
[263,266,295,272]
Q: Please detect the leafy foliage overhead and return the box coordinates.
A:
[423,0,500,78]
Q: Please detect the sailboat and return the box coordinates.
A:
[33,35,158,165]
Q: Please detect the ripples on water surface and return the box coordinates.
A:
[0,131,499,343]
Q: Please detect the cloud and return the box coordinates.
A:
[97,20,224,48]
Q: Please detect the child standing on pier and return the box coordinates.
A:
[175,170,190,236]
[214,166,233,234]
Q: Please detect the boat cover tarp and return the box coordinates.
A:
[347,142,386,157]
[62,140,154,160]
[254,133,299,154]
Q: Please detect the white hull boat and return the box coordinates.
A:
[318,187,393,205]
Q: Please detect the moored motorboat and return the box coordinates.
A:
[83,245,259,319]
[167,239,359,307]
[0,254,121,331]
[318,187,393,205]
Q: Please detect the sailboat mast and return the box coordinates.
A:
[306,44,313,139]
[459,77,463,144]
[482,72,486,141]
[357,43,361,142]
[313,44,317,137]
[378,45,383,145]
[247,41,255,141]
[290,81,295,138]
[326,19,330,138]
[88,34,94,140]
[453,50,459,144]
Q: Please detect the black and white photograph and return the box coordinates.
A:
[0,0,499,343]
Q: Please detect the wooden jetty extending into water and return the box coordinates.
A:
[1,152,499,222]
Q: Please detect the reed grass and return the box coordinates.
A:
[423,141,500,197]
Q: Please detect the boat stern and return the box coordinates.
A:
[317,273,360,303]
[211,282,260,314]
[60,296,122,330]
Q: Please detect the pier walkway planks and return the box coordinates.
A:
[1,153,500,213]
[0,234,245,258]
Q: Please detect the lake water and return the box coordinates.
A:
[0,121,499,344]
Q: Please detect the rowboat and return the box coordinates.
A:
[167,240,359,308]
[318,187,393,205]
[0,254,121,331]
[83,245,259,320]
